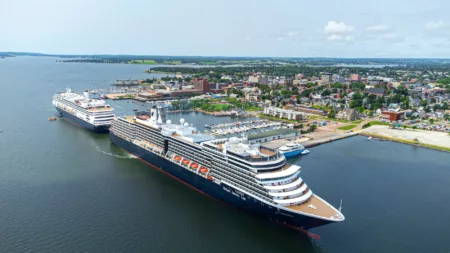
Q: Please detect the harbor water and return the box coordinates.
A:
[1,57,450,253]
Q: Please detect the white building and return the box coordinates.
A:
[263,106,305,120]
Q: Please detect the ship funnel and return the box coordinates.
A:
[83,91,89,99]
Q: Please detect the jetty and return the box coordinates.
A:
[302,132,358,148]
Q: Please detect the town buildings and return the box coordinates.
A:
[263,106,305,120]
[382,110,406,122]
[321,73,332,83]
[350,74,361,82]
[337,109,359,121]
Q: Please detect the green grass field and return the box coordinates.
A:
[338,124,357,130]
[368,120,390,126]
[129,60,157,64]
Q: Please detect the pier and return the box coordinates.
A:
[301,132,358,148]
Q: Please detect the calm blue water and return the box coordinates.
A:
[0,57,449,253]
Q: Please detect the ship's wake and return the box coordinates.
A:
[91,141,136,159]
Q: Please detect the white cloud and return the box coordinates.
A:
[425,21,445,30]
[287,31,299,37]
[327,34,354,41]
[277,37,284,41]
[325,21,356,42]
[327,34,342,41]
[365,25,388,32]
[245,36,252,41]
[324,21,354,34]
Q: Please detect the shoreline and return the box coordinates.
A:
[359,132,450,153]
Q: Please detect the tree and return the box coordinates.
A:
[412,125,417,131]
[309,125,317,132]
[403,125,407,130]
[429,118,435,124]
[328,109,337,119]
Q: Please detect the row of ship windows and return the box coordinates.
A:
[168,137,202,152]
[212,167,269,198]
[212,162,256,184]
[168,143,211,162]
[228,156,286,170]
[56,99,91,114]
[135,127,165,138]
[259,172,299,182]
[213,159,255,177]
[168,146,211,167]
[217,177,272,203]
[135,134,164,146]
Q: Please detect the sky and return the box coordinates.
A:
[1,0,450,58]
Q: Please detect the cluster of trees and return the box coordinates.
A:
[170,98,261,112]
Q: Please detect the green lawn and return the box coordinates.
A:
[368,120,390,126]
[338,124,357,130]
[129,60,157,64]
[245,106,263,112]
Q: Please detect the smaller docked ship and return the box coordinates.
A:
[52,89,115,133]
[278,143,307,157]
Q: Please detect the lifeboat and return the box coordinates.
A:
[191,163,199,169]
[182,159,190,165]
[200,167,208,173]
[174,156,181,161]
[207,175,213,181]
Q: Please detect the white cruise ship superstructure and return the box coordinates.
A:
[53,89,115,133]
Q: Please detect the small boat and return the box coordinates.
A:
[278,143,305,157]
[200,167,208,173]
[368,136,373,140]
[133,108,138,111]
[301,150,310,155]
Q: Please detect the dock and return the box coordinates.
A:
[301,132,358,148]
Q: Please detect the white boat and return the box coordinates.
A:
[368,136,372,140]
[301,150,310,155]
[278,143,305,157]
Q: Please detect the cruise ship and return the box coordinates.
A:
[109,104,344,231]
[53,89,115,133]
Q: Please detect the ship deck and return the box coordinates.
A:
[287,194,340,219]
[259,163,292,174]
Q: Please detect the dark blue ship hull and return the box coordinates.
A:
[56,107,109,133]
[110,132,334,231]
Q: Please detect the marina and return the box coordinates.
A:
[204,119,291,136]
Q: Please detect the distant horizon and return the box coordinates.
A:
[2,51,450,60]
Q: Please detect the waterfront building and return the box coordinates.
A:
[191,78,210,93]
[263,106,305,120]
[382,110,406,122]
[248,129,299,144]
[336,109,359,121]
[292,105,327,116]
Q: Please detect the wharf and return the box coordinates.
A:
[302,132,358,148]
